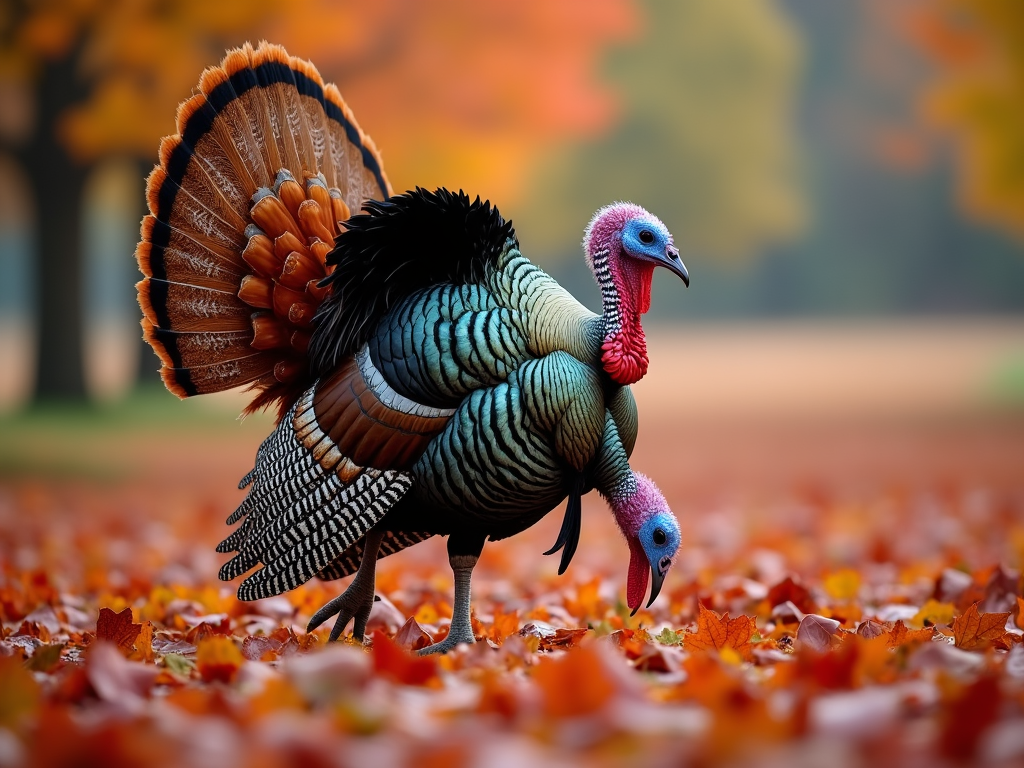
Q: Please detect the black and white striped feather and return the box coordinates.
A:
[217,398,412,600]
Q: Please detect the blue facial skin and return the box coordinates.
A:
[637,511,681,610]
[620,218,689,285]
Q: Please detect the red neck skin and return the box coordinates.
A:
[601,254,655,386]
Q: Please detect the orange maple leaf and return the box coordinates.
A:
[952,603,1011,651]
[195,635,244,684]
[533,645,617,718]
[887,620,936,649]
[1016,595,1024,631]
[683,604,756,660]
[95,607,141,655]
[489,607,520,645]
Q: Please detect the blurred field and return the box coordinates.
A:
[2,318,1022,581]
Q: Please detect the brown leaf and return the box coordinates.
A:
[795,613,840,652]
[683,604,757,659]
[856,618,886,639]
[394,616,432,652]
[952,602,1010,651]
[0,655,40,727]
[96,607,141,655]
[25,643,63,673]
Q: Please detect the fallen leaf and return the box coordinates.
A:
[371,630,437,686]
[767,576,816,613]
[533,645,617,718]
[241,634,282,661]
[489,607,519,644]
[887,620,935,649]
[394,616,433,652]
[95,607,141,655]
[195,635,244,684]
[1016,596,1024,631]
[684,604,757,659]
[911,599,955,628]
[952,603,1010,651]
[856,619,886,639]
[823,569,861,601]
[795,614,840,652]
[0,655,40,727]
[939,674,1002,761]
[26,643,63,673]
[654,627,682,645]
[86,641,159,706]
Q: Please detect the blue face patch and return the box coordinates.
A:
[621,218,672,262]
[638,512,681,576]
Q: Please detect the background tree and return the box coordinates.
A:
[517,0,806,261]
[0,0,635,401]
[897,0,1024,241]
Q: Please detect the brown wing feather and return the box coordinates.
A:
[312,355,452,470]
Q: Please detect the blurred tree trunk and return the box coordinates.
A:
[20,44,91,401]
[135,158,162,386]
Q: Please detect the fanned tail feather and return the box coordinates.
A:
[136,42,392,418]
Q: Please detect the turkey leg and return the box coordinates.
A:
[417,532,485,655]
[307,526,385,642]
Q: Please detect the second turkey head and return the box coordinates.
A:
[583,203,689,386]
[609,471,680,614]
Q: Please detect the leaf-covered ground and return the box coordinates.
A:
[1,394,1023,768]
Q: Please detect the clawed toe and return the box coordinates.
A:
[307,590,375,642]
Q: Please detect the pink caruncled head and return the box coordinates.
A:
[608,472,681,614]
[581,203,688,385]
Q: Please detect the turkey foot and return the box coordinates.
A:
[307,527,385,642]
[417,532,484,655]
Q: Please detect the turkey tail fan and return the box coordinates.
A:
[136,42,392,419]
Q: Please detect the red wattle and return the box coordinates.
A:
[626,538,649,611]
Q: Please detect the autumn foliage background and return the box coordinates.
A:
[2,1,1024,767]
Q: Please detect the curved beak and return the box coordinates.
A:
[658,245,689,287]
[645,555,671,609]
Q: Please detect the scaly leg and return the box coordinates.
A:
[307,527,385,642]
[417,532,485,656]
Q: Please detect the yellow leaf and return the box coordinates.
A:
[196,635,244,684]
[911,599,956,628]
[823,569,862,601]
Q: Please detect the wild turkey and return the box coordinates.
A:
[137,43,689,654]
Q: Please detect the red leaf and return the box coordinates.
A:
[371,630,437,686]
[767,576,816,614]
[940,674,1002,761]
[95,607,141,655]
